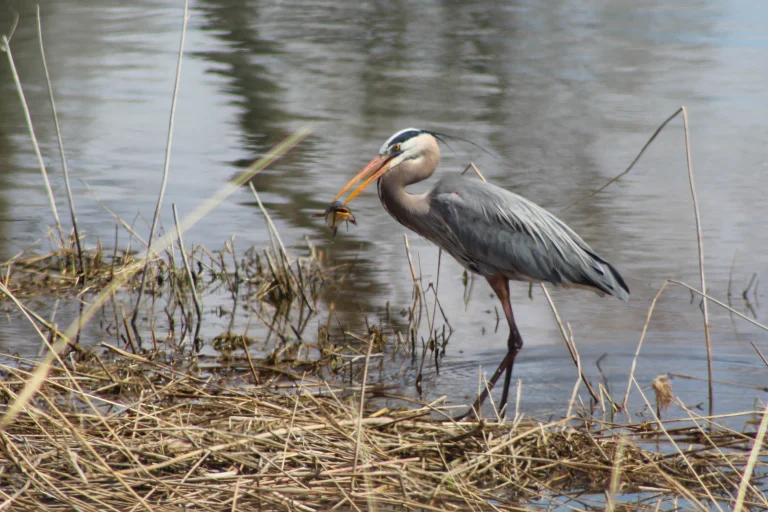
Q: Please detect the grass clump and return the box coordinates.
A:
[0,347,767,511]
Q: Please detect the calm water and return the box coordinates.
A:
[1,0,767,418]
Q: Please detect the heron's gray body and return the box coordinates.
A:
[379,173,629,301]
[339,127,628,417]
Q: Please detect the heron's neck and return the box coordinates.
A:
[378,178,429,230]
[377,158,436,233]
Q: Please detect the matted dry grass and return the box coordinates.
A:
[1,348,766,511]
[0,235,766,511]
[0,222,766,511]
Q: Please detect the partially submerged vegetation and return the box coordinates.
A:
[1,338,767,511]
[0,238,767,511]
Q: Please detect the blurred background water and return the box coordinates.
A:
[0,0,766,419]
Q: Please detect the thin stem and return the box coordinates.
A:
[540,283,599,403]
[36,6,84,273]
[172,204,202,349]
[563,107,683,211]
[248,183,288,261]
[2,9,19,47]
[131,0,190,340]
[352,330,376,488]
[622,280,668,409]
[734,404,768,512]
[681,106,713,416]
[2,35,63,242]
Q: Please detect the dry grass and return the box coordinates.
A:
[0,239,137,299]
[0,350,766,511]
[2,240,765,510]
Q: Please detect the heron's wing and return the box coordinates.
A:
[429,175,629,300]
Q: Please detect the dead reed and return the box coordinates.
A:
[2,224,765,510]
[0,228,327,355]
[1,347,766,511]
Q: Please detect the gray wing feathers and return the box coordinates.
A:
[428,176,629,301]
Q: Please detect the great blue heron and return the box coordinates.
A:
[332,128,629,418]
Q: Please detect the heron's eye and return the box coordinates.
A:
[392,144,401,152]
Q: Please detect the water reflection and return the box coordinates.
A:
[193,0,391,330]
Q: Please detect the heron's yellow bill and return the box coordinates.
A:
[332,154,395,204]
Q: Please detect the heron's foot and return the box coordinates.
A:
[454,399,510,422]
[454,404,480,422]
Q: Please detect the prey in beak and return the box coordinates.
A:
[318,153,395,235]
[313,201,356,236]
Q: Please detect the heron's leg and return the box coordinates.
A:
[487,275,524,414]
[457,275,524,420]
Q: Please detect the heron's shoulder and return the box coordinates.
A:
[430,174,591,246]
[431,174,518,200]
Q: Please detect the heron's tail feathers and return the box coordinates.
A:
[579,251,630,302]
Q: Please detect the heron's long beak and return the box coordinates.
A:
[332,154,394,205]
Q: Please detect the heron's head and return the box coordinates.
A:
[333,128,440,204]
